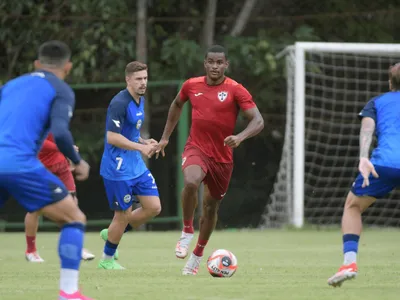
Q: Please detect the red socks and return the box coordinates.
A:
[183,219,194,234]
[193,239,208,257]
[26,235,36,253]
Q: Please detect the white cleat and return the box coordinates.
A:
[182,253,202,275]
[81,248,95,261]
[25,252,44,263]
[327,263,358,287]
[175,232,194,259]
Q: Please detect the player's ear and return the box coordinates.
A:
[64,61,73,76]
[225,60,229,69]
[34,59,41,70]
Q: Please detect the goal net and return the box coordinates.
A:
[260,42,400,228]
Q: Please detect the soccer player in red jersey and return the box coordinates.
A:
[24,133,95,262]
[154,45,264,275]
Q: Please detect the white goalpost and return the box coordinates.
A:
[260,42,400,229]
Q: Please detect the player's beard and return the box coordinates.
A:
[137,87,146,96]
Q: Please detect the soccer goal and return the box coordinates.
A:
[260,42,400,229]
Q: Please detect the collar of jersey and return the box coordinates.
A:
[125,89,142,107]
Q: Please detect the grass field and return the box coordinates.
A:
[0,229,399,300]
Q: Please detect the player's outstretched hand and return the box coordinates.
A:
[224,135,242,148]
[74,159,90,181]
[141,144,158,158]
[155,139,169,159]
[358,157,379,188]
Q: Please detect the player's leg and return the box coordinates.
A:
[71,192,95,261]
[7,168,92,299]
[182,161,232,275]
[127,170,161,227]
[327,191,375,287]
[328,165,397,287]
[183,185,221,275]
[24,211,44,262]
[98,179,133,270]
[175,149,207,258]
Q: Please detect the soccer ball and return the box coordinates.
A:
[206,249,238,278]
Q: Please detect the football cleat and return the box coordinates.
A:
[327,263,358,287]
[25,251,44,263]
[175,232,194,259]
[182,253,202,275]
[59,290,94,300]
[81,249,95,261]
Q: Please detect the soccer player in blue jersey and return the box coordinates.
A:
[328,63,400,287]
[0,41,92,299]
[98,61,162,270]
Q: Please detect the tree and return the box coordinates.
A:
[201,0,218,49]
[230,0,258,37]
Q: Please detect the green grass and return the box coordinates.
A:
[0,230,399,300]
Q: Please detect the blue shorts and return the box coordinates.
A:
[0,166,69,212]
[351,165,400,198]
[103,170,159,211]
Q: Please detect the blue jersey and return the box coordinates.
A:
[0,70,80,173]
[359,91,400,168]
[100,89,147,181]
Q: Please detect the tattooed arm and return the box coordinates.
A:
[359,117,376,159]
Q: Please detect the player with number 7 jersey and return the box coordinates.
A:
[98,61,161,270]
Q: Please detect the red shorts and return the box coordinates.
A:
[46,160,76,192]
[182,146,233,200]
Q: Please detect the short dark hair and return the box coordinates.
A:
[389,63,400,90]
[38,40,71,67]
[205,45,228,59]
[125,61,147,76]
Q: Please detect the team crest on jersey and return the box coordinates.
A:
[136,119,142,129]
[123,194,131,203]
[218,91,228,102]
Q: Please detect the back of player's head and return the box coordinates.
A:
[38,40,71,68]
[389,63,400,90]
[125,61,147,77]
[205,45,228,60]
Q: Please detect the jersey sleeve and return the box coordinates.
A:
[106,100,127,133]
[358,99,377,122]
[179,80,191,102]
[234,84,256,111]
[49,87,81,164]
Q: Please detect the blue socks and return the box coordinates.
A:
[58,222,85,294]
[58,222,85,270]
[343,234,359,265]
[103,240,118,259]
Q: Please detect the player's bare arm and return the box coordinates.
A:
[358,116,379,187]
[107,131,156,158]
[224,107,264,148]
[155,94,186,158]
[359,117,375,159]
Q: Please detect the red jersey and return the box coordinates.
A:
[38,133,67,167]
[180,76,256,163]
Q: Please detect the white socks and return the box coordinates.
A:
[343,251,357,265]
[60,269,79,294]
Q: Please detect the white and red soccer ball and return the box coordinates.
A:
[207,249,238,278]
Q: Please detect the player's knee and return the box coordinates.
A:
[150,202,162,217]
[203,200,219,218]
[183,178,201,194]
[72,209,87,224]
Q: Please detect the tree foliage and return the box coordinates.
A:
[2,0,399,111]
